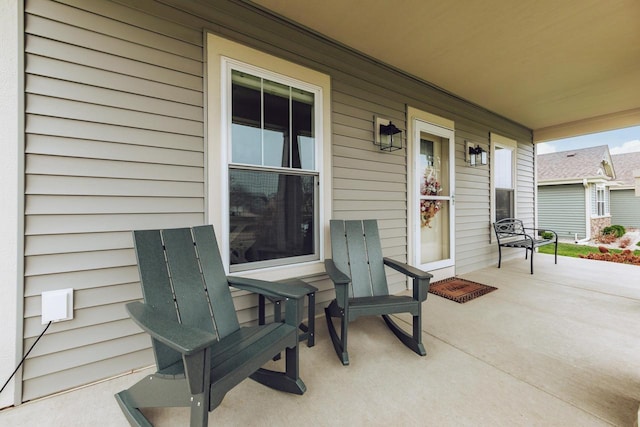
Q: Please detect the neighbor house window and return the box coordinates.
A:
[592,184,609,217]
[207,33,331,278]
[491,133,517,224]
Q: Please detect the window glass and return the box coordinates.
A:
[231,71,262,165]
[495,148,513,188]
[491,134,517,226]
[495,189,514,221]
[229,169,315,266]
[263,79,290,167]
[595,185,606,216]
[495,147,514,219]
[229,68,318,271]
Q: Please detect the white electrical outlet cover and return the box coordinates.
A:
[42,288,73,324]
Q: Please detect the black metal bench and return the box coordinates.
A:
[493,218,558,274]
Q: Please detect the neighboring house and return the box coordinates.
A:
[610,152,640,228]
[537,146,616,241]
[0,0,637,409]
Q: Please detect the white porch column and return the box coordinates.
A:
[0,0,21,408]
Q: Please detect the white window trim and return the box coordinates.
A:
[490,133,518,242]
[592,183,610,218]
[206,33,332,281]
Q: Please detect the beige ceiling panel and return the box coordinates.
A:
[251,0,640,137]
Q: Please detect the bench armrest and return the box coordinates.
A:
[126,302,217,355]
[524,227,558,241]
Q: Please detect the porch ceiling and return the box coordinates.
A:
[249,0,640,141]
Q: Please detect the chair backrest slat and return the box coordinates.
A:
[161,228,216,336]
[193,225,239,339]
[330,220,352,298]
[362,220,388,296]
[330,219,390,298]
[132,229,181,371]
[344,220,373,298]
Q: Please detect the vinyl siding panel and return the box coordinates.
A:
[26,175,205,197]
[23,0,204,400]
[610,189,640,227]
[538,184,587,240]
[19,0,534,401]
[27,55,203,106]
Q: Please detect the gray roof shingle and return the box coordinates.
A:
[537,145,613,182]
[610,151,640,187]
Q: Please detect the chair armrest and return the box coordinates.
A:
[325,259,350,309]
[383,258,432,302]
[383,257,433,280]
[228,276,307,300]
[126,302,217,355]
[324,259,350,285]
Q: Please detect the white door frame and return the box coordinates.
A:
[407,107,455,282]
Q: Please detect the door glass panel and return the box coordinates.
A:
[418,133,451,265]
[420,201,450,263]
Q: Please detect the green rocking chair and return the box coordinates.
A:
[324,219,433,365]
[115,225,307,427]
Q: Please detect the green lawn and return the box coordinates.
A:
[538,242,640,258]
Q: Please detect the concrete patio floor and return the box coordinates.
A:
[1,253,639,426]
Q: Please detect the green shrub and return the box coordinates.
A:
[613,225,626,237]
[541,231,554,240]
[602,225,626,238]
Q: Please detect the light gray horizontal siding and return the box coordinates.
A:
[26,34,202,90]
[610,189,640,228]
[27,115,203,150]
[19,0,535,401]
[25,231,133,256]
[22,349,152,401]
[538,184,587,240]
[26,155,203,181]
[27,55,203,106]
[25,266,140,297]
[25,213,204,235]
[27,94,203,136]
[26,75,203,121]
[22,0,204,401]
[26,175,205,197]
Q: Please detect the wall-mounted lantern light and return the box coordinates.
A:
[465,141,487,166]
[374,116,403,152]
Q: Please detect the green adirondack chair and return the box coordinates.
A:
[324,219,433,365]
[115,225,307,427]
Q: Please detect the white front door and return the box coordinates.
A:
[412,119,455,273]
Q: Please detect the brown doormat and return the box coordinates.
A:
[429,277,497,303]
